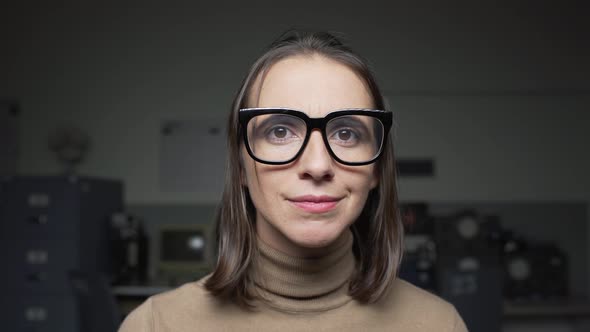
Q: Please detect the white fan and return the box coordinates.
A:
[48,126,91,174]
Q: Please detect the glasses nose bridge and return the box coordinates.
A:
[303,117,329,152]
[307,117,326,132]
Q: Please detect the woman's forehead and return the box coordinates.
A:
[251,55,373,117]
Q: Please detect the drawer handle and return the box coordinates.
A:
[26,250,48,264]
[28,194,50,208]
[25,307,48,321]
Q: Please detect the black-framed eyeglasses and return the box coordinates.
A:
[238,108,392,166]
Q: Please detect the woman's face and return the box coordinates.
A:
[242,55,378,257]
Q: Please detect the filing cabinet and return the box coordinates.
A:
[0,294,81,331]
[3,240,78,294]
[0,175,123,331]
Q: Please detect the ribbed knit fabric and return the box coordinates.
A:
[118,230,469,331]
[253,231,354,313]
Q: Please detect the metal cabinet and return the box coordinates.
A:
[0,294,81,332]
[0,175,123,332]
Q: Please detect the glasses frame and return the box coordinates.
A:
[238,108,393,166]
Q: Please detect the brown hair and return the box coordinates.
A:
[205,30,403,308]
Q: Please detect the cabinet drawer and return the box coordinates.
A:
[0,178,80,241]
[0,294,80,332]
[2,242,80,294]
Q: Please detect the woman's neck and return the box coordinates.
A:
[251,229,355,312]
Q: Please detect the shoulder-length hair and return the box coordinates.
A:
[205,30,403,308]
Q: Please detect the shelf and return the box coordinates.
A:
[504,299,590,318]
[111,285,172,297]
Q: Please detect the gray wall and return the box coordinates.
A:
[2,1,587,203]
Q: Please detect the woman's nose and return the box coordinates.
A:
[296,130,335,181]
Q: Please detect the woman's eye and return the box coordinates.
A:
[331,128,358,144]
[265,126,298,143]
[271,127,288,139]
[336,129,353,141]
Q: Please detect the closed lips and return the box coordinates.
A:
[288,195,342,203]
[287,195,343,213]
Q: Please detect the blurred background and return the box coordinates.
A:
[1,0,589,331]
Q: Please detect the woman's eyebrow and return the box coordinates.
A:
[328,117,371,135]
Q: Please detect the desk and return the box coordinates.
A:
[112,285,172,297]
[504,299,590,318]
[503,299,590,332]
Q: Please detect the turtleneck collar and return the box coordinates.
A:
[252,230,355,313]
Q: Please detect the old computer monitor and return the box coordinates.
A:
[157,224,213,286]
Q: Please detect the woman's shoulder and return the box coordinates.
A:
[386,278,450,307]
[118,277,215,332]
[375,278,468,332]
[151,277,212,308]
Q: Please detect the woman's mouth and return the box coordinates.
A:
[288,195,341,213]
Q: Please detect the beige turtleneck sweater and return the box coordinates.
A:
[119,231,468,331]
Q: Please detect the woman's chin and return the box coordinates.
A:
[286,225,346,251]
[256,214,351,256]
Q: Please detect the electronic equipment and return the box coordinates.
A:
[435,210,501,266]
[70,271,121,332]
[401,202,433,234]
[434,210,503,332]
[157,224,212,286]
[109,212,149,285]
[399,235,437,291]
[503,241,568,300]
[399,202,437,291]
[437,263,503,332]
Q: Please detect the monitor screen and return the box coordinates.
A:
[157,224,212,285]
[160,229,206,262]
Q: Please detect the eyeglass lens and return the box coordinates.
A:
[246,114,384,163]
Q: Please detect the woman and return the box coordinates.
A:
[119,31,468,331]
